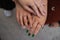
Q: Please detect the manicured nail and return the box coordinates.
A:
[22,26,26,29]
[32,34,35,37]
[28,33,31,36]
[26,30,29,33]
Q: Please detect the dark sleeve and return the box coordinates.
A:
[0,0,15,10]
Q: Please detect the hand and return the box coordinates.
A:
[26,0,47,35]
[30,15,47,35]
[16,3,33,29]
[16,5,47,36]
[15,0,47,18]
[15,0,47,36]
[34,0,47,16]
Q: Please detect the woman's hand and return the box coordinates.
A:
[15,0,47,18]
[16,3,33,29]
[16,5,47,36]
[15,0,47,36]
[30,0,47,35]
[29,15,47,36]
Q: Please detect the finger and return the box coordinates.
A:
[40,1,47,15]
[19,12,25,29]
[30,20,38,34]
[23,15,28,27]
[23,13,31,30]
[16,9,20,24]
[34,23,41,35]
[23,6,35,15]
[27,13,33,27]
[32,4,42,18]
[34,0,46,16]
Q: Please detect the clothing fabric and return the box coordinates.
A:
[0,12,60,40]
[0,0,15,10]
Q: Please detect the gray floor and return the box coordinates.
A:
[0,9,60,40]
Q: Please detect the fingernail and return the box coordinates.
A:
[32,34,35,37]
[22,26,26,29]
[26,30,29,33]
[30,25,32,27]
[28,33,31,36]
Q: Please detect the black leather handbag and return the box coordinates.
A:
[46,0,60,24]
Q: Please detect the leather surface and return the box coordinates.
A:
[46,0,60,24]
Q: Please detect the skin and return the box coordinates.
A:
[16,3,33,29]
[15,0,47,35]
[14,0,47,18]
